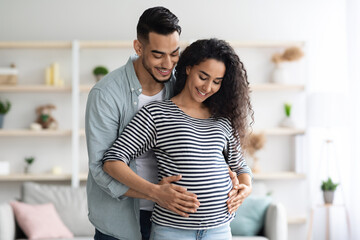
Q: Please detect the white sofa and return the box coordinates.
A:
[0,182,287,240]
[0,182,94,240]
[232,202,288,240]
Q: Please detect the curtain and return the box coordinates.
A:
[346,0,360,239]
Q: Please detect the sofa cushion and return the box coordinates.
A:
[230,195,272,236]
[0,202,16,240]
[21,182,94,237]
[10,201,73,240]
[232,236,268,240]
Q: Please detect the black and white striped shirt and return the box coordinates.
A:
[103,100,252,230]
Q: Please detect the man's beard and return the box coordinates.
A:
[142,58,172,84]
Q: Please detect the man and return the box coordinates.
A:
[86,6,250,240]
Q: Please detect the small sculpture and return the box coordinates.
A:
[35,104,58,130]
[246,133,266,173]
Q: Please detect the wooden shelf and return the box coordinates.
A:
[251,83,305,91]
[78,40,189,49]
[0,41,71,49]
[79,129,86,136]
[0,85,71,92]
[253,172,306,180]
[79,41,133,48]
[78,83,305,93]
[255,128,305,136]
[79,84,93,92]
[229,40,305,48]
[316,203,346,208]
[0,129,72,137]
[0,172,88,182]
[288,216,307,225]
[0,41,304,49]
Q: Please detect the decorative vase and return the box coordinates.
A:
[323,191,335,204]
[271,63,287,83]
[0,114,4,128]
[95,74,104,82]
[24,165,30,174]
[251,156,261,173]
[279,116,295,128]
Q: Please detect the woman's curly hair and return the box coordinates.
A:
[174,38,254,147]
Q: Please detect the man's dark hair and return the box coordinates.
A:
[137,6,181,42]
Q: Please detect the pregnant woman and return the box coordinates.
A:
[103,38,253,240]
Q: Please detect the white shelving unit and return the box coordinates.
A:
[0,40,308,226]
[0,129,72,137]
[0,173,87,182]
[253,172,306,180]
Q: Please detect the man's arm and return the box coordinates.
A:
[86,88,132,198]
[104,161,200,217]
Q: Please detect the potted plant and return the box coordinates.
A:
[279,102,295,128]
[24,156,35,174]
[0,99,11,128]
[93,66,109,82]
[321,177,339,204]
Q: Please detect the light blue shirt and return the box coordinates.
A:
[85,55,175,240]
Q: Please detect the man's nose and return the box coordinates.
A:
[161,55,172,69]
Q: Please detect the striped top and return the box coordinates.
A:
[103,100,252,230]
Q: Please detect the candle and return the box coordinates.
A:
[45,67,52,85]
[52,62,59,86]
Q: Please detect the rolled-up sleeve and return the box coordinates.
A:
[85,88,130,199]
[226,130,253,180]
[103,106,157,166]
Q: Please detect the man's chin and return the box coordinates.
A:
[152,73,172,84]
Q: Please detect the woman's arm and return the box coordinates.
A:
[225,126,253,213]
[102,106,200,216]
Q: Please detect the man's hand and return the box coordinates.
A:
[227,170,252,214]
[153,175,200,217]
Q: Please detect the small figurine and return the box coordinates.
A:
[35,104,58,130]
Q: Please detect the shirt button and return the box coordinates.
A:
[139,88,142,92]
[131,88,134,91]
[134,102,137,105]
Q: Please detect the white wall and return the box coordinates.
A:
[0,0,349,239]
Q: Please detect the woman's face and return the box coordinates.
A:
[185,58,225,103]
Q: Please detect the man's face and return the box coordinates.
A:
[139,32,180,83]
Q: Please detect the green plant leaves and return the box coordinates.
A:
[321,177,339,191]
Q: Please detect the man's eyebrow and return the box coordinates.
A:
[151,47,180,55]
[151,50,165,54]
[199,70,224,80]
[171,47,180,54]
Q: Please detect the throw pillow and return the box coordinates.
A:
[22,182,94,236]
[10,201,73,240]
[230,195,272,236]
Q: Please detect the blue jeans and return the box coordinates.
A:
[150,223,232,240]
[140,210,153,240]
[94,229,119,240]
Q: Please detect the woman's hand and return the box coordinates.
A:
[227,170,252,214]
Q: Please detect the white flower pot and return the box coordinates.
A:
[323,191,335,204]
[271,63,288,83]
[280,116,295,128]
